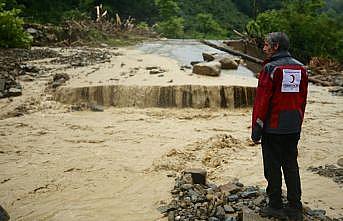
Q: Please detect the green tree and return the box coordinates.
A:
[191,13,226,38]
[154,0,185,38]
[155,16,184,38]
[155,0,180,19]
[178,0,249,34]
[246,0,343,62]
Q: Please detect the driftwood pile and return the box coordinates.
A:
[308,57,343,95]
[25,15,158,47]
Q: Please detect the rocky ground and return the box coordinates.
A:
[0,45,342,221]
[159,171,341,221]
[308,164,343,185]
[0,47,116,98]
[0,46,119,118]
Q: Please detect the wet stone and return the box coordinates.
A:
[241,190,259,199]
[306,209,326,217]
[234,182,244,187]
[19,64,40,73]
[232,202,244,212]
[181,184,193,190]
[206,183,218,191]
[158,205,176,214]
[224,205,235,213]
[90,104,104,112]
[227,194,239,202]
[219,183,241,194]
[8,87,22,97]
[202,52,217,62]
[192,61,221,77]
[215,206,226,219]
[190,61,202,66]
[180,65,192,69]
[52,73,70,88]
[159,171,340,221]
[308,164,343,184]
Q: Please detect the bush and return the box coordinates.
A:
[154,16,184,38]
[191,13,227,39]
[62,9,89,21]
[0,3,32,48]
[137,22,149,30]
[155,0,180,19]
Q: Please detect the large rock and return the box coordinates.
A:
[218,56,239,70]
[192,61,221,76]
[202,52,218,62]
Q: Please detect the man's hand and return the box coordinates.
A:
[251,124,262,144]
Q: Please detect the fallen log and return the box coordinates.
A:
[200,40,263,65]
[308,76,333,86]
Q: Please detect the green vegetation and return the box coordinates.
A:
[0,3,32,48]
[154,0,184,38]
[0,0,342,63]
[246,0,343,62]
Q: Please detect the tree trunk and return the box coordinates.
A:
[200,40,263,65]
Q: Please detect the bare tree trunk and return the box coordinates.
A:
[200,40,263,65]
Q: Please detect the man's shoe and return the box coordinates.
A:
[284,207,303,221]
[260,206,287,220]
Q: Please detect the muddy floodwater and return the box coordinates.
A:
[137,39,255,77]
[0,42,342,221]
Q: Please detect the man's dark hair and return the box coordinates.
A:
[265,32,290,51]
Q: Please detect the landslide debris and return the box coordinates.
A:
[0,48,60,99]
[50,48,113,67]
[308,57,343,95]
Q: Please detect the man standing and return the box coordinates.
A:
[251,32,308,221]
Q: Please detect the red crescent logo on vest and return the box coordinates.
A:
[290,74,295,83]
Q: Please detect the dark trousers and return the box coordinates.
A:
[261,132,302,209]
